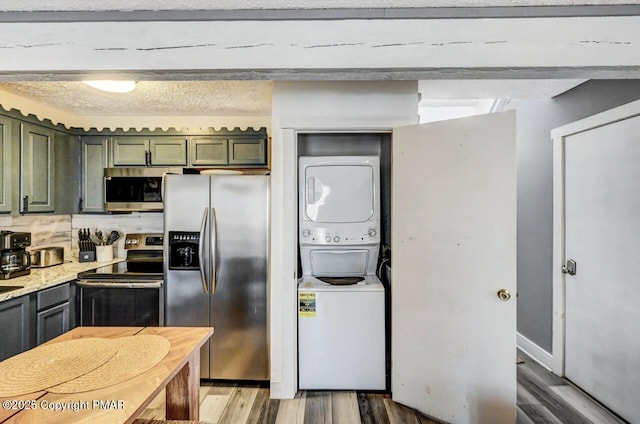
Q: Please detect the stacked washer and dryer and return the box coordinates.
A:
[297,155,386,390]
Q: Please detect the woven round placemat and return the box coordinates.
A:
[0,338,118,397]
[49,335,170,393]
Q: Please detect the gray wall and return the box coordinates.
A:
[509,80,640,353]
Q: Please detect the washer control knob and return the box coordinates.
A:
[333,236,340,242]
[325,236,332,243]
[302,229,311,238]
[368,228,377,237]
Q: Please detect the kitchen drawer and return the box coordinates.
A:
[36,283,70,311]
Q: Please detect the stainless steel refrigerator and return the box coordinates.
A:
[164,174,269,380]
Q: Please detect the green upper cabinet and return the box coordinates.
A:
[189,137,228,166]
[228,138,267,166]
[149,138,188,166]
[112,137,147,166]
[189,137,268,167]
[81,136,109,213]
[112,137,187,166]
[20,123,55,213]
[0,116,12,213]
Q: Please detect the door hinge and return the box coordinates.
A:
[562,259,577,275]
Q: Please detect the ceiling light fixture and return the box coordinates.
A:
[83,80,137,93]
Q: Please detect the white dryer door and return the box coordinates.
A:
[304,165,374,223]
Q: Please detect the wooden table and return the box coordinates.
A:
[0,326,213,424]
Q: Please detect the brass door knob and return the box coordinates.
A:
[497,289,511,301]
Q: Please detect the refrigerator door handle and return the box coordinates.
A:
[198,207,209,294]
[211,207,217,296]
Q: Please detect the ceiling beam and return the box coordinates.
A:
[0,16,638,80]
[1,67,640,82]
[1,5,639,22]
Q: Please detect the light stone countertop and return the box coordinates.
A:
[0,258,125,302]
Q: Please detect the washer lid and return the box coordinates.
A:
[298,275,384,292]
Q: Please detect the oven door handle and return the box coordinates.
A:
[199,207,209,294]
[77,280,163,289]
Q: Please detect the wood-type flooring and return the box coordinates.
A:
[140,351,627,424]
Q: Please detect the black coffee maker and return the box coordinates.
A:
[0,231,32,279]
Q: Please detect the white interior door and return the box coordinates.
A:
[392,111,517,424]
[562,108,640,424]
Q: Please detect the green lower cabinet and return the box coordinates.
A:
[35,282,74,345]
[0,283,76,361]
[0,295,31,361]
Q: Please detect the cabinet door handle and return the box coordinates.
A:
[145,150,151,166]
[22,195,29,214]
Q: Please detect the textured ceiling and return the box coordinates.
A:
[0,79,584,121]
[0,0,629,10]
[0,81,272,116]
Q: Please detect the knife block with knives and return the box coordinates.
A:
[78,228,96,262]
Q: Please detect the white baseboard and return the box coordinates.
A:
[269,380,297,399]
[517,332,554,371]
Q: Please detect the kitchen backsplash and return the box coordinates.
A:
[71,213,163,258]
[0,213,163,260]
[0,215,73,259]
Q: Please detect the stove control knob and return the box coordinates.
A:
[302,229,311,238]
[368,228,377,237]
[325,236,332,243]
[333,236,340,242]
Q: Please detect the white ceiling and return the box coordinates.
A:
[0,0,629,10]
[0,79,585,122]
[0,81,273,116]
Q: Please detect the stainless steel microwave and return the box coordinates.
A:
[104,167,183,212]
